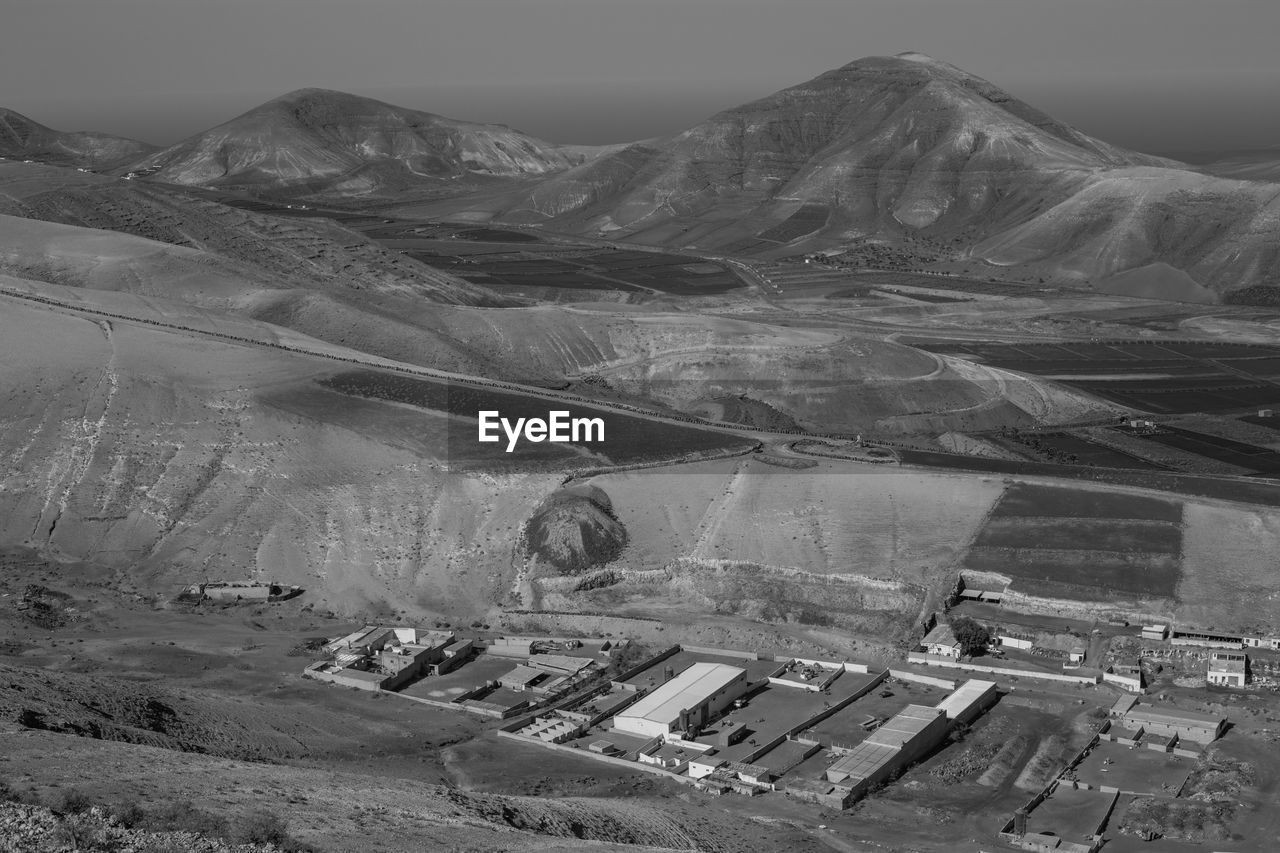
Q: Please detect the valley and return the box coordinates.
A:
[3,42,1280,853]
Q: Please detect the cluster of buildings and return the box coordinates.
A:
[1142,623,1267,688]
[921,619,1086,667]
[920,615,1269,692]
[304,626,474,691]
[304,627,616,719]
[503,642,1001,811]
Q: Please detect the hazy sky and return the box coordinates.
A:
[5,0,1280,155]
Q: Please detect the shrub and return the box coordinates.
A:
[108,799,146,828]
[54,787,93,815]
[230,809,289,845]
[142,800,228,838]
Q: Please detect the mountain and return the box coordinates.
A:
[1201,147,1280,182]
[0,107,155,168]
[428,52,1280,297]
[125,88,587,193]
[475,52,1174,239]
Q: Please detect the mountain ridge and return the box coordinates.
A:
[0,107,155,169]
[124,87,589,193]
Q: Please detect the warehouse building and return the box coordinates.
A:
[824,705,948,791]
[934,679,999,725]
[612,662,749,739]
[1114,697,1226,745]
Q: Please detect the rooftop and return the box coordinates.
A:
[923,624,958,647]
[935,679,997,719]
[865,705,943,748]
[617,662,746,727]
[1126,703,1225,728]
[1209,657,1247,674]
[827,742,899,782]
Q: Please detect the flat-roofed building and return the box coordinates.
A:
[864,705,947,749]
[825,705,947,789]
[825,741,900,785]
[612,662,748,739]
[1141,624,1169,642]
[500,664,550,692]
[935,679,998,725]
[1123,702,1226,745]
[527,653,594,676]
[1207,652,1247,688]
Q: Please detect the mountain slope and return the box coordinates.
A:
[484,52,1173,239]
[1202,148,1280,182]
[0,161,511,307]
[127,88,585,194]
[0,107,155,169]
[446,52,1280,297]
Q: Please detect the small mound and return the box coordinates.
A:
[525,485,627,574]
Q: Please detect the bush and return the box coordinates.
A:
[142,800,229,838]
[230,809,290,845]
[54,787,93,815]
[108,799,146,828]
[54,813,117,852]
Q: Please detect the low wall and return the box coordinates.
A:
[495,730,698,785]
[682,645,760,660]
[907,654,1100,686]
[1101,671,1143,693]
[740,669,889,764]
[610,644,681,686]
[889,667,957,690]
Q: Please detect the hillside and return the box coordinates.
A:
[0,161,511,307]
[0,107,155,169]
[1202,148,1280,182]
[475,53,1171,237]
[412,52,1280,298]
[125,88,587,195]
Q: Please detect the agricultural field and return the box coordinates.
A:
[988,482,1182,522]
[961,482,1184,601]
[1126,425,1280,476]
[358,220,746,295]
[916,339,1280,415]
[1025,432,1168,470]
[754,203,829,243]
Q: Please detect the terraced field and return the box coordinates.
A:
[961,482,1184,601]
[918,339,1280,415]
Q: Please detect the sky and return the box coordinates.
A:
[5,0,1280,156]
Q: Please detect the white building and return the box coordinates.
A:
[1207,652,1247,688]
[612,662,749,739]
[922,624,961,659]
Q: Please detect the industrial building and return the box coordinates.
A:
[824,704,948,793]
[612,662,749,739]
[1111,695,1226,745]
[1207,652,1248,687]
[934,679,998,725]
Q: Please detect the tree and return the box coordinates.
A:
[951,617,991,657]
